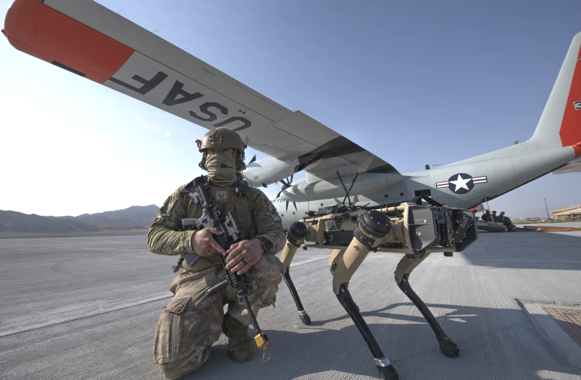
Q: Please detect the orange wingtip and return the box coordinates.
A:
[573,141,581,158]
[3,0,134,83]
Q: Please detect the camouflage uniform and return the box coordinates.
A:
[148,178,286,379]
[499,212,516,231]
[481,211,492,222]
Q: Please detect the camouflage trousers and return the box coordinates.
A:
[153,253,285,379]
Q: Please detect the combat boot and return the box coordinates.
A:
[222,314,254,362]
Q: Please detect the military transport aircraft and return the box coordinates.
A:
[3,0,581,228]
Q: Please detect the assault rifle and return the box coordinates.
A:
[179,176,270,353]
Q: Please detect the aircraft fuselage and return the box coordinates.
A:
[274,141,576,229]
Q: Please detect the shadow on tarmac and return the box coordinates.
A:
[461,229,581,271]
[181,301,581,380]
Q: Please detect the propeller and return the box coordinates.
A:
[276,175,297,211]
[245,154,268,187]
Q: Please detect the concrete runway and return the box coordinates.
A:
[1,227,581,380]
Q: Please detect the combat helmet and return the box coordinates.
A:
[196,127,247,171]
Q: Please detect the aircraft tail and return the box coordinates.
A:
[528,32,581,158]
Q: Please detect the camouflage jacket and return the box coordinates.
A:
[147,178,285,257]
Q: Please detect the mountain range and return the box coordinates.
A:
[0,205,160,238]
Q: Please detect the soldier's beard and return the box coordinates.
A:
[206,151,237,187]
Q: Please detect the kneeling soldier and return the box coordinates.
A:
[148,128,286,379]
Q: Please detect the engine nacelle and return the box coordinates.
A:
[242,156,299,187]
[279,172,409,202]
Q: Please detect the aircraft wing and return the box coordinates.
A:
[3,0,399,181]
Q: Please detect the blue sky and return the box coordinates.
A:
[1,0,579,219]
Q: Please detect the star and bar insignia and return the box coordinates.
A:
[436,173,488,194]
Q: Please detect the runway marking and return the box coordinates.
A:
[0,294,172,338]
[122,347,140,355]
[291,256,329,267]
[0,252,151,266]
[0,256,328,338]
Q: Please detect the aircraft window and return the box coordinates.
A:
[281,214,284,217]
[320,203,324,206]
[293,212,295,215]
[400,192,404,196]
[384,194,389,198]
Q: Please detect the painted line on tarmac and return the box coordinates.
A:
[0,294,172,338]
[0,252,155,266]
[1,256,329,338]
[291,256,329,267]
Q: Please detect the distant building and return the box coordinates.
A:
[550,205,581,220]
[527,217,541,222]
